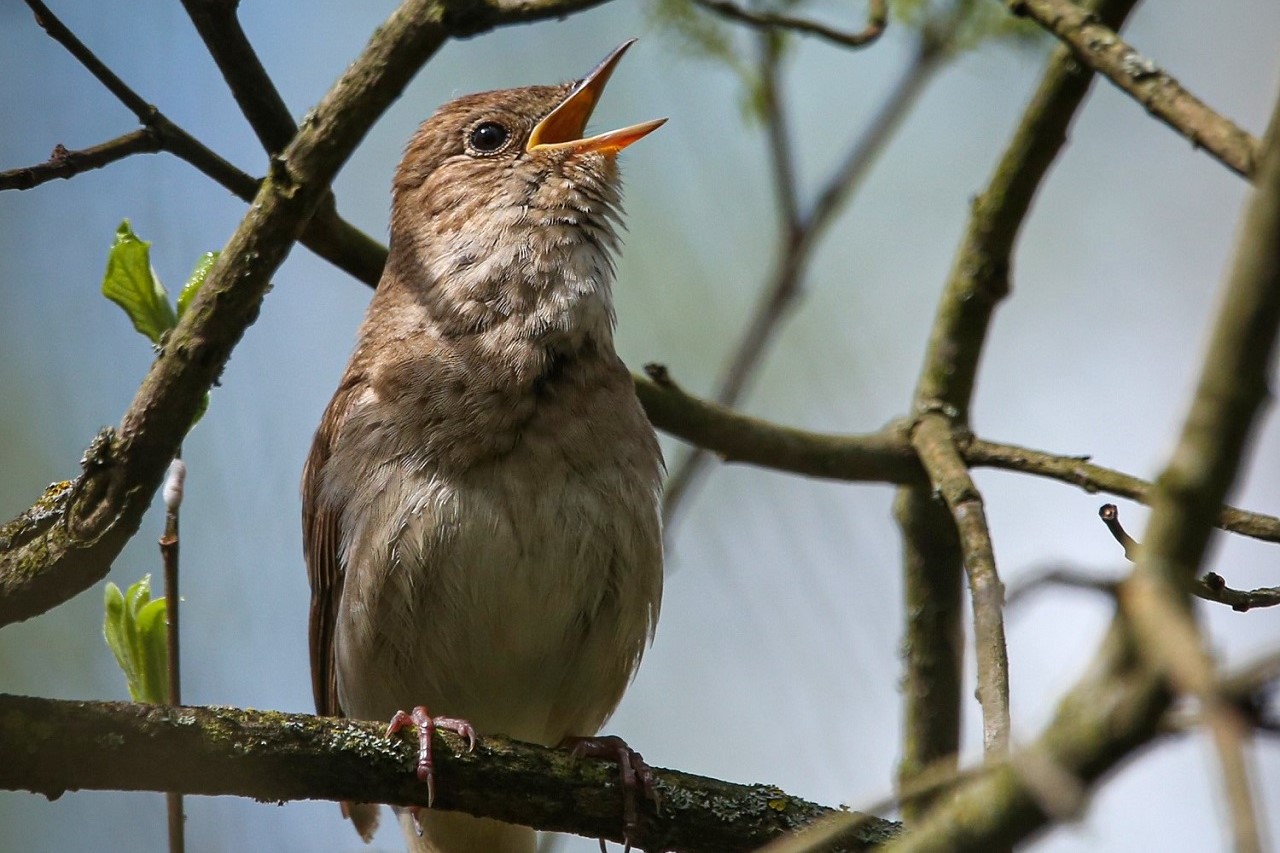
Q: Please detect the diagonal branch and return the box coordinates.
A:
[0,694,900,853]
[0,0,613,629]
[17,0,387,287]
[663,31,949,523]
[1102,74,1280,833]
[1008,0,1260,179]
[178,0,298,156]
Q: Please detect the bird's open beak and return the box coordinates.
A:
[527,40,666,155]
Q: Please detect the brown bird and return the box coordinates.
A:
[302,42,666,853]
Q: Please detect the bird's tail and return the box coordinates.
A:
[400,809,536,853]
[342,801,381,842]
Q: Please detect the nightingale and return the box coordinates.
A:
[302,41,666,853]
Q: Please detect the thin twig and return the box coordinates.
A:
[1099,503,1280,611]
[16,0,386,286]
[691,0,887,49]
[177,0,297,155]
[1005,566,1119,608]
[1008,0,1259,179]
[663,35,948,523]
[160,458,185,853]
[912,414,1010,755]
[0,130,161,191]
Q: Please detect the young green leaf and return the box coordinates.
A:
[103,576,170,704]
[102,221,177,345]
[177,251,219,319]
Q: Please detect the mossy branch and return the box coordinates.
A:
[0,693,899,852]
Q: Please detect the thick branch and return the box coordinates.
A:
[893,487,964,821]
[1009,0,1260,179]
[881,621,1168,852]
[887,68,1280,853]
[1118,89,1280,851]
[0,694,899,852]
[0,0,613,628]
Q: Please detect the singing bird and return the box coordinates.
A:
[302,42,666,853]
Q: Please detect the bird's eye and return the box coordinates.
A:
[468,121,510,153]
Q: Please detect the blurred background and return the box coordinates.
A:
[2,0,1279,850]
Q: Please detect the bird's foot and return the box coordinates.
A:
[562,734,660,850]
[387,706,478,811]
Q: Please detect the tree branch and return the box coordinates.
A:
[886,65,1280,853]
[177,0,299,156]
[0,694,900,852]
[690,0,887,49]
[0,0,614,628]
[912,414,1010,756]
[1099,504,1280,611]
[15,0,387,287]
[895,0,1140,803]
[879,619,1168,853]
[663,33,948,522]
[1008,0,1260,179]
[0,130,161,190]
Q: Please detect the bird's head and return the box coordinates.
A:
[388,41,664,297]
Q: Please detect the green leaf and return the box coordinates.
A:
[177,251,219,319]
[135,598,170,704]
[102,221,177,344]
[102,575,170,703]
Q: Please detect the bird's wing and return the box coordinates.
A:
[301,377,361,718]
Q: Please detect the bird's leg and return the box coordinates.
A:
[562,734,660,849]
[387,706,478,819]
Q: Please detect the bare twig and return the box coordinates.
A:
[1005,566,1119,608]
[635,371,1280,535]
[16,0,386,287]
[691,0,887,49]
[663,34,948,522]
[912,415,1010,755]
[1099,503,1280,611]
[160,458,185,853]
[177,0,298,155]
[0,694,900,853]
[0,130,161,191]
[1008,0,1260,179]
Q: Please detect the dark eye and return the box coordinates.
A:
[469,121,510,153]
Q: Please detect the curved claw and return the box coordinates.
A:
[387,706,479,807]
[563,734,660,848]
